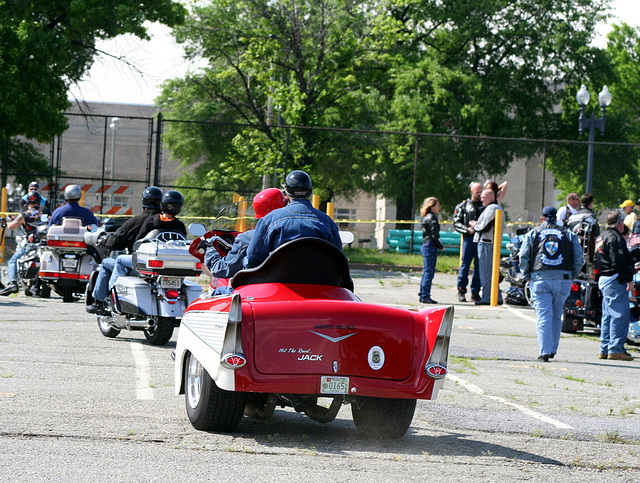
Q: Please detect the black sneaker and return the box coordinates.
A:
[86,300,109,315]
[537,355,550,362]
[457,292,466,302]
[420,297,438,304]
[471,293,481,302]
[0,281,19,296]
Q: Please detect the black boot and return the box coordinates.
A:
[457,291,466,302]
[0,281,19,296]
[86,300,109,315]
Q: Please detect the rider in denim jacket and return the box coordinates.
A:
[244,171,342,269]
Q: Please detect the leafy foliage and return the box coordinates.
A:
[0,0,186,142]
[159,0,614,215]
[0,138,50,189]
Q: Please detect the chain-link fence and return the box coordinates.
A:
[2,105,640,251]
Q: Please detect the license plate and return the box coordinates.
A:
[320,376,349,395]
[62,258,78,269]
[160,276,182,289]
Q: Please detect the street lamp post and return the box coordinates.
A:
[109,117,120,206]
[576,85,612,194]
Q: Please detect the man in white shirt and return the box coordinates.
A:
[557,193,579,224]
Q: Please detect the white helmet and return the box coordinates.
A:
[64,184,82,201]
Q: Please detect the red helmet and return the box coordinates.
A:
[253,188,287,219]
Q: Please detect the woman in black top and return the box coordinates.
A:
[419,197,444,304]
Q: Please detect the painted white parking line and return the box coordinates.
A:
[130,342,154,400]
[447,374,573,429]
[504,305,538,323]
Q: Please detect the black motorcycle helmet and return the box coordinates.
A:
[283,170,312,198]
[161,190,184,216]
[142,186,163,210]
[26,191,42,206]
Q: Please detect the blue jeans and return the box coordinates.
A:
[419,243,438,299]
[457,235,481,296]
[92,257,116,302]
[598,274,631,355]
[7,245,33,282]
[477,242,502,304]
[108,255,134,289]
[530,279,571,356]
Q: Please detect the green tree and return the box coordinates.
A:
[159,0,611,217]
[546,23,640,208]
[158,0,399,212]
[0,138,49,190]
[0,0,185,142]
[377,0,611,218]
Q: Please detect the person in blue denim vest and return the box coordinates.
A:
[519,206,583,362]
[418,197,444,304]
[244,170,341,269]
[594,211,636,361]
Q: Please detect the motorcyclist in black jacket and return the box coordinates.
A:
[453,182,484,302]
[594,211,635,360]
[86,186,163,314]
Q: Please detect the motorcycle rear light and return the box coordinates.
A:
[48,240,86,248]
[575,300,583,307]
[195,262,202,270]
[570,284,580,292]
[634,291,640,297]
[165,289,180,299]
[148,260,163,268]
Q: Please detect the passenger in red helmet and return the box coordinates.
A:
[204,188,287,293]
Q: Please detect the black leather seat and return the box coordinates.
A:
[230,237,354,292]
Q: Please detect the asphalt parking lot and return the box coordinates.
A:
[1,265,639,480]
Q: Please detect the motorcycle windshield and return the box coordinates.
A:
[209,201,258,233]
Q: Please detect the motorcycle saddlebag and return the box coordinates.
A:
[113,276,157,316]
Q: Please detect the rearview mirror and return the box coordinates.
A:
[188,223,206,237]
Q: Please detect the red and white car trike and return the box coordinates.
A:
[174,225,453,438]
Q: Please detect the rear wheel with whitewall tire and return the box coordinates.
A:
[184,352,247,432]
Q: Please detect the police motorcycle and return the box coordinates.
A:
[501,226,532,306]
[38,217,100,303]
[84,227,203,346]
[562,211,601,333]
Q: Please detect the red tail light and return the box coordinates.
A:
[48,240,86,248]
[195,262,202,270]
[148,260,163,268]
[576,300,583,307]
[165,289,180,299]
[570,284,580,292]
[634,290,640,297]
